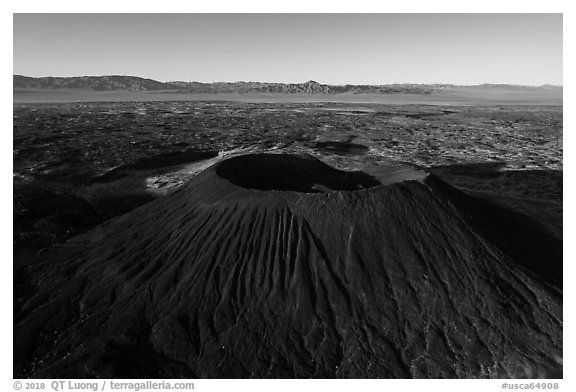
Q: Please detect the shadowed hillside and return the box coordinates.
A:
[14,154,562,378]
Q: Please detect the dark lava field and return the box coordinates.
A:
[13,102,562,251]
[13,101,563,378]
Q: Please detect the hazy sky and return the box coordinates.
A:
[13,13,563,85]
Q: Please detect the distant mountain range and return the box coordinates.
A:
[13,75,563,94]
[13,75,172,91]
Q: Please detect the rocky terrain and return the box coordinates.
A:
[13,102,562,251]
[13,99,563,379]
[14,154,562,378]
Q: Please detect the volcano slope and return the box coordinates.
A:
[14,154,562,378]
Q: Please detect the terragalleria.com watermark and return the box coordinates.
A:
[13,380,195,391]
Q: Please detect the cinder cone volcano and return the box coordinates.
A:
[14,154,562,378]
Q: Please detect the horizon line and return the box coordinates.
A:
[13,74,563,88]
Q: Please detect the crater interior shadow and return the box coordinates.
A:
[215,154,381,193]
